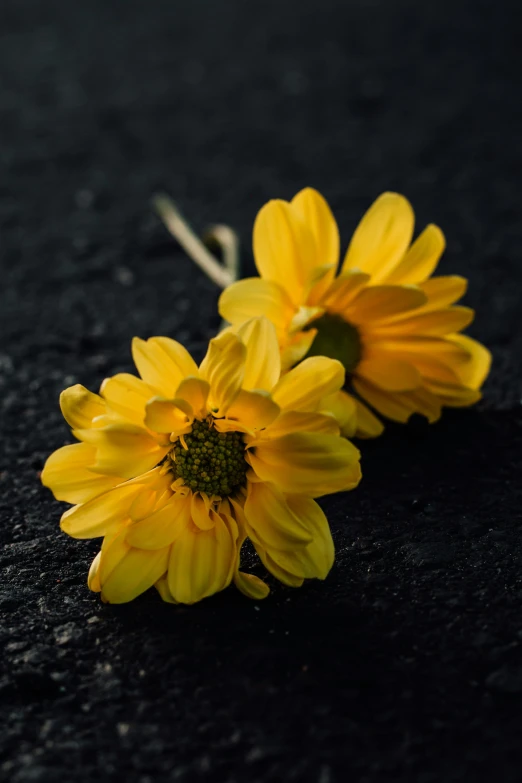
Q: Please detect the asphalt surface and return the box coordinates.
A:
[1,1,522,781]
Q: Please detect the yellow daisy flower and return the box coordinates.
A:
[41,317,361,604]
[219,189,491,438]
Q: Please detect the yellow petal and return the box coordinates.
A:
[253,198,316,304]
[167,515,237,604]
[352,397,385,439]
[318,391,357,438]
[233,570,270,600]
[219,278,295,336]
[244,481,313,551]
[424,379,482,407]
[346,285,426,322]
[132,336,198,397]
[87,551,102,592]
[191,492,215,531]
[41,443,123,504]
[280,330,317,371]
[101,546,170,604]
[400,387,442,423]
[144,397,193,435]
[262,410,340,439]
[60,483,142,539]
[271,357,345,412]
[215,389,280,435]
[126,492,191,549]
[369,307,474,337]
[75,423,169,479]
[175,377,210,418]
[449,335,492,390]
[99,527,130,583]
[356,356,421,392]
[235,317,281,392]
[342,193,415,281]
[100,373,153,426]
[352,376,417,423]
[154,574,178,603]
[417,276,467,310]
[255,547,304,587]
[199,331,246,415]
[321,272,371,315]
[248,432,361,497]
[60,385,106,430]
[385,224,445,284]
[268,495,334,580]
[291,188,340,301]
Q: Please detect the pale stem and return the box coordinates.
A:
[153,194,240,289]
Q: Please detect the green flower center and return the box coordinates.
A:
[304,313,362,374]
[169,419,247,497]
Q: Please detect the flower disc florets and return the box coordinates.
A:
[304,313,362,374]
[169,419,247,497]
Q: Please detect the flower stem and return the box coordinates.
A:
[153,194,239,289]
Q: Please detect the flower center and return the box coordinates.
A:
[169,419,247,497]
[304,313,362,374]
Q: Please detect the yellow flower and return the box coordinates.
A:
[219,189,491,437]
[41,318,361,604]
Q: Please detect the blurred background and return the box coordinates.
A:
[2,2,522,782]
[2,0,521,399]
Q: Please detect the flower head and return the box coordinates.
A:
[219,189,491,438]
[42,318,361,604]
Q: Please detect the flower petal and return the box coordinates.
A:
[352,397,385,439]
[271,357,345,412]
[101,546,170,604]
[253,198,317,304]
[100,373,153,426]
[144,397,193,435]
[321,272,371,314]
[191,492,216,531]
[41,442,123,504]
[449,335,492,390]
[244,481,313,551]
[369,307,474,337]
[356,355,421,392]
[235,317,281,392]
[60,385,106,430]
[268,495,334,580]
[60,483,142,539]
[424,379,482,407]
[199,331,246,415]
[318,391,357,438]
[219,278,295,336]
[417,276,467,310]
[262,410,340,439]
[126,492,191,549]
[175,377,210,418]
[346,285,426,323]
[352,376,418,423]
[280,330,317,371]
[215,390,280,435]
[132,336,198,397]
[76,423,170,479]
[248,432,361,497]
[385,224,445,284]
[234,570,270,600]
[167,515,237,604]
[87,552,102,592]
[291,188,340,300]
[342,192,415,281]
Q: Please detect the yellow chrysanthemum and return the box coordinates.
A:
[219,189,491,438]
[41,317,361,604]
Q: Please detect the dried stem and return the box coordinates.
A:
[154,194,239,289]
